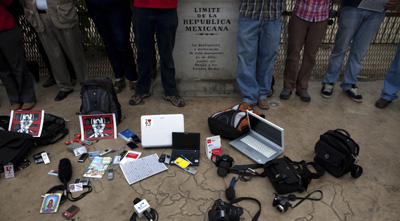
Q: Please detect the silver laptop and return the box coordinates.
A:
[229,110,284,164]
[141,114,184,148]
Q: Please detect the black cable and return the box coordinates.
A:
[67,185,93,202]
[129,200,159,221]
[289,190,323,209]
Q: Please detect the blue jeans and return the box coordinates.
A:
[133,7,178,96]
[86,0,137,81]
[236,15,282,105]
[381,41,400,101]
[323,7,385,91]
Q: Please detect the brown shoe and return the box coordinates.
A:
[375,98,391,108]
[242,102,254,107]
[22,102,36,110]
[10,103,21,110]
[258,99,269,110]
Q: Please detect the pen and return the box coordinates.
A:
[180,154,193,165]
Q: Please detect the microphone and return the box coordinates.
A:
[58,158,72,196]
[134,198,153,221]
[225,177,236,201]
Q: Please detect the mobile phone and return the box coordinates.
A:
[165,154,171,164]
[99,148,112,156]
[120,150,128,159]
[159,154,166,163]
[127,142,138,149]
[62,205,79,220]
[108,169,113,180]
[78,153,88,163]
[75,178,89,186]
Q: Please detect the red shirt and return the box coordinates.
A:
[293,0,329,22]
[0,0,17,31]
[134,0,178,9]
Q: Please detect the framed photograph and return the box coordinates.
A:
[8,110,44,137]
[79,114,117,140]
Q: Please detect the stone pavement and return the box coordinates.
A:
[0,78,399,221]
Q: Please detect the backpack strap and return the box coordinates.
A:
[350,162,363,178]
[230,197,261,221]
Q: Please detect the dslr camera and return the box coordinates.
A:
[214,154,234,177]
[208,199,243,221]
[272,193,291,213]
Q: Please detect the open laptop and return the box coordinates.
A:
[229,111,284,164]
[141,114,184,148]
[170,132,201,166]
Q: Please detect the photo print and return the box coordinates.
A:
[9,110,44,137]
[79,114,117,140]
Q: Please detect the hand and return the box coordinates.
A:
[384,0,397,9]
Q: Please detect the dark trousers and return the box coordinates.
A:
[86,0,137,81]
[0,27,36,105]
[133,7,178,96]
[284,14,328,92]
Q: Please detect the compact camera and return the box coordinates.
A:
[208,199,243,221]
[215,154,234,177]
[272,193,292,213]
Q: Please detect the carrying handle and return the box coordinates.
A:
[334,129,350,138]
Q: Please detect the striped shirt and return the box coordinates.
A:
[293,0,330,22]
[239,0,285,21]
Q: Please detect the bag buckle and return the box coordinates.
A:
[352,154,360,164]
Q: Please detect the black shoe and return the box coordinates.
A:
[43,77,56,88]
[295,91,311,102]
[344,85,362,102]
[321,83,334,98]
[55,90,73,101]
[375,98,391,108]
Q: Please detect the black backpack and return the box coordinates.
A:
[80,78,121,124]
[34,113,69,146]
[0,130,34,169]
[314,129,363,178]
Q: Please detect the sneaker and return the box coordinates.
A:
[163,95,185,107]
[42,77,56,88]
[375,98,391,108]
[258,99,269,110]
[279,90,292,100]
[22,102,36,110]
[296,91,311,102]
[321,83,334,98]
[129,92,150,105]
[344,85,362,102]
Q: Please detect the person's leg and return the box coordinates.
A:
[132,7,154,95]
[297,19,328,92]
[283,14,308,92]
[380,41,400,101]
[236,14,261,105]
[340,9,385,91]
[0,27,36,106]
[154,8,179,97]
[323,7,362,84]
[257,17,282,99]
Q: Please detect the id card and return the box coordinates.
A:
[69,183,83,192]
[4,163,15,179]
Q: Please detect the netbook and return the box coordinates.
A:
[141,114,184,148]
[170,132,201,166]
[229,110,284,164]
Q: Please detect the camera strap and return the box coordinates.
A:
[286,190,323,209]
[230,197,261,221]
[46,184,93,204]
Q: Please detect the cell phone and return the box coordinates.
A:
[159,154,166,163]
[75,178,90,186]
[62,205,79,220]
[78,153,88,163]
[108,169,113,180]
[131,135,141,144]
[165,154,171,164]
[99,148,112,156]
[127,142,138,149]
[120,150,128,159]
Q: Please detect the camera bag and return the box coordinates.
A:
[0,130,34,169]
[314,129,363,178]
[263,156,325,194]
[80,78,121,124]
[208,103,264,140]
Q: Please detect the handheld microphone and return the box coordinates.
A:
[134,198,153,221]
[58,158,72,196]
[225,177,236,201]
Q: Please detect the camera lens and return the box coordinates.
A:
[217,167,228,177]
[276,205,286,213]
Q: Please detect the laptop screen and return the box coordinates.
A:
[172,132,200,149]
[249,112,283,148]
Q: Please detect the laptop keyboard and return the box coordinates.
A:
[240,136,276,158]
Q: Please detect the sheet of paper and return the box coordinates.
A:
[119,154,168,185]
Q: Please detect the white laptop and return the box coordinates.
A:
[229,111,284,164]
[140,114,184,148]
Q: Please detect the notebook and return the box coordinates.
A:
[229,111,284,164]
[140,114,184,148]
[170,132,201,166]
